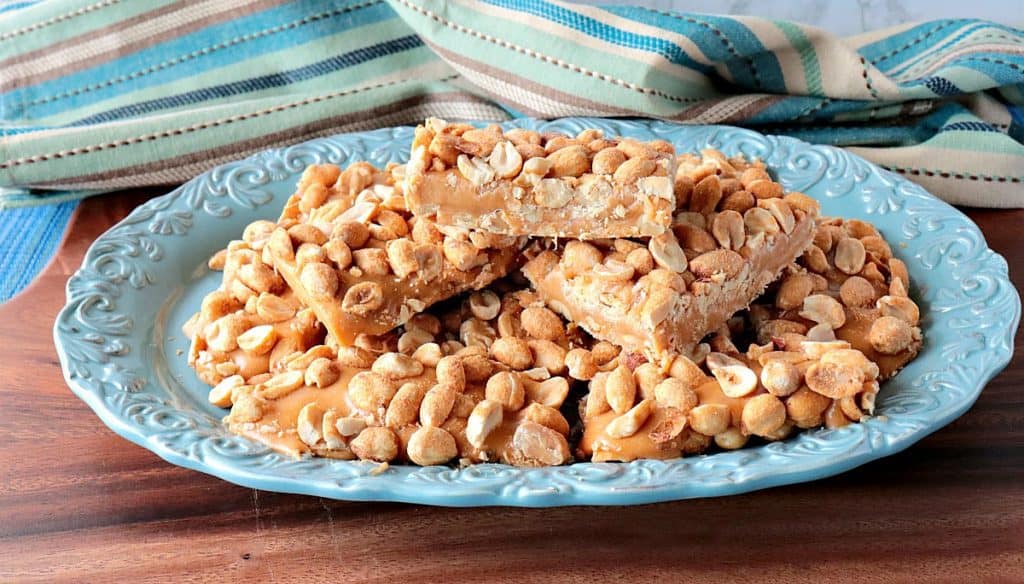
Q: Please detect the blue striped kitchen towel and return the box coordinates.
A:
[1,0,1022,210]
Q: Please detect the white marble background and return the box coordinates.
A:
[585,0,1024,36]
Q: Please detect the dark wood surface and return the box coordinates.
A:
[1,193,1021,583]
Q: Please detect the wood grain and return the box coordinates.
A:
[0,194,1021,583]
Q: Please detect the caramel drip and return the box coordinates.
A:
[579,408,683,462]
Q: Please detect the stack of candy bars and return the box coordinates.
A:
[184,119,922,467]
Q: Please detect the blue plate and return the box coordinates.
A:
[54,120,1019,507]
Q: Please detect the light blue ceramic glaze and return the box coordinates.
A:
[54,119,1019,507]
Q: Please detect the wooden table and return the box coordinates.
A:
[1,192,1021,583]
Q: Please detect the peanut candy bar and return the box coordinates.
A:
[577,338,883,462]
[219,288,589,467]
[749,217,922,379]
[523,150,820,360]
[403,118,677,239]
[267,161,523,346]
[184,222,324,387]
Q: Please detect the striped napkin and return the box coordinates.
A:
[1,0,1023,210]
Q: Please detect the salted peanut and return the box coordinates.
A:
[485,371,525,411]
[259,370,305,399]
[209,375,245,408]
[760,359,801,397]
[546,145,590,178]
[805,361,863,399]
[748,179,783,199]
[204,314,248,353]
[800,294,846,329]
[303,358,340,388]
[710,362,758,398]
[787,386,831,428]
[584,373,611,418]
[522,367,551,381]
[649,231,689,272]
[675,220,716,252]
[237,262,281,294]
[385,382,428,428]
[560,241,602,278]
[228,390,264,423]
[654,377,698,412]
[420,384,458,427]
[592,259,635,282]
[528,339,567,375]
[434,355,466,392]
[591,342,621,366]
[714,427,748,450]
[668,354,706,388]
[199,290,238,323]
[689,175,722,214]
[372,352,424,379]
[411,342,444,368]
[634,362,664,399]
[565,348,598,380]
[466,399,503,448]
[398,328,433,354]
[741,394,786,437]
[254,293,296,323]
[759,198,795,234]
[820,348,879,378]
[319,410,349,452]
[348,371,397,412]
[870,316,916,354]
[350,426,399,462]
[508,421,571,466]
[299,262,338,301]
[407,426,457,466]
[335,345,376,369]
[806,322,837,341]
[606,399,656,439]
[605,364,637,414]
[623,247,655,276]
[878,295,920,325]
[282,345,333,371]
[467,290,500,322]
[520,306,563,341]
[783,192,819,215]
[460,317,496,349]
[803,245,829,273]
[645,408,687,445]
[234,324,277,355]
[688,403,730,436]
[335,415,367,438]
[614,157,657,183]
[487,141,524,179]
[461,354,494,382]
[592,147,627,174]
[839,276,876,307]
[800,340,852,359]
[718,190,754,213]
[743,207,780,235]
[528,376,570,408]
[776,274,816,311]
[690,249,744,279]
[522,403,570,435]
[711,210,745,251]
[835,237,867,275]
[296,403,324,447]
[490,337,533,370]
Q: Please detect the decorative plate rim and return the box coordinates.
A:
[54,119,1020,507]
